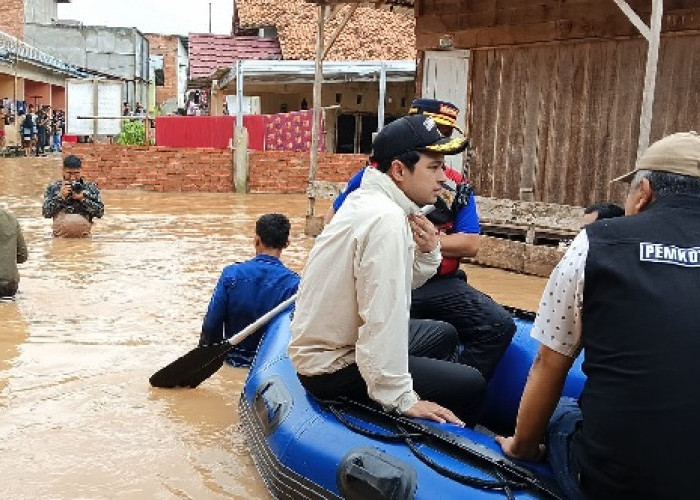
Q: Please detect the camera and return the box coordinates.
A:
[70,180,85,193]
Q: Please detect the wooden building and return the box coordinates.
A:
[411,0,700,206]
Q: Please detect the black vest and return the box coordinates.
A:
[574,195,700,499]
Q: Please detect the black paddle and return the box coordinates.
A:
[149,294,297,388]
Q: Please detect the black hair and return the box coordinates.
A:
[63,155,82,169]
[646,170,700,198]
[584,202,624,220]
[373,151,421,174]
[256,213,291,249]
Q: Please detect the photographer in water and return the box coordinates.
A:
[42,154,104,237]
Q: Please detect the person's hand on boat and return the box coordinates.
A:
[408,214,438,253]
[494,435,546,462]
[404,400,465,426]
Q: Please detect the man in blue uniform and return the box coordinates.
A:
[325,99,515,381]
[497,132,700,499]
[199,213,300,367]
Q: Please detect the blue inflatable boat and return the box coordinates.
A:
[239,308,585,499]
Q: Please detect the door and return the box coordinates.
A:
[336,114,356,153]
[422,50,470,171]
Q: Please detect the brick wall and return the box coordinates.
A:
[63,143,234,192]
[145,34,179,109]
[62,143,366,193]
[0,0,24,39]
[249,151,366,193]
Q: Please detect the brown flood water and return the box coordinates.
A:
[0,156,547,499]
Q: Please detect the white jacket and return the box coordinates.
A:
[289,167,442,414]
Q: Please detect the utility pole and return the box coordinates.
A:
[209,3,212,34]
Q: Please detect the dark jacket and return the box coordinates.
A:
[0,208,28,294]
[575,194,700,499]
[42,179,104,222]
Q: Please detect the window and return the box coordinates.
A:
[155,69,165,87]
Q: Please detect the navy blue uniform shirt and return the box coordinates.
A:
[200,254,299,367]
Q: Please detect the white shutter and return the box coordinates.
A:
[422,50,470,171]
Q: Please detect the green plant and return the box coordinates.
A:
[116,120,145,145]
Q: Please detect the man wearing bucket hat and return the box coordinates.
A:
[290,114,486,426]
[325,98,515,382]
[497,132,700,499]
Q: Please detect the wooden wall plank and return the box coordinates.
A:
[547,45,575,204]
[494,49,517,198]
[457,9,700,207]
[588,41,617,205]
[469,37,654,206]
[533,47,554,203]
[567,42,590,206]
[469,47,497,198]
[519,45,545,201]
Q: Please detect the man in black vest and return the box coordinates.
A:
[496,132,700,499]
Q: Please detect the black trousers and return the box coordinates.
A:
[411,270,516,381]
[36,128,47,155]
[298,319,486,425]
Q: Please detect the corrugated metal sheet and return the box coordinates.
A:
[468,35,700,207]
[215,60,415,87]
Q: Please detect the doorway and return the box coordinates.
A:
[335,113,398,154]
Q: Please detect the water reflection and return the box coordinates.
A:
[0,155,545,498]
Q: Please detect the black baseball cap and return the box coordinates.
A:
[371,114,469,162]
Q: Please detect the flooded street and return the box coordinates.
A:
[0,156,546,499]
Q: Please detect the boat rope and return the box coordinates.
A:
[327,404,524,493]
[398,424,527,495]
[324,397,562,500]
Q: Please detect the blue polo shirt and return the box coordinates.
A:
[333,168,479,234]
[200,254,300,367]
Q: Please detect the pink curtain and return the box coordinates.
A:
[263,110,324,152]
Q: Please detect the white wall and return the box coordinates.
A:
[24,0,58,24]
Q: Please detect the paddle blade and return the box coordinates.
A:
[149,343,232,388]
[149,294,298,388]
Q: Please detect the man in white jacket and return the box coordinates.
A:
[289,115,486,425]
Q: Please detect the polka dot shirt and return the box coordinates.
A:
[531,230,588,358]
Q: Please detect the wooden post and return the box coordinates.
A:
[636,0,663,158]
[612,0,651,40]
[234,127,249,193]
[234,60,249,193]
[612,0,663,159]
[321,5,358,60]
[306,3,327,236]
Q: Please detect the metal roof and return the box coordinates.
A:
[215,59,415,88]
[0,29,89,78]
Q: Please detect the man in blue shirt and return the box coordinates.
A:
[199,213,300,367]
